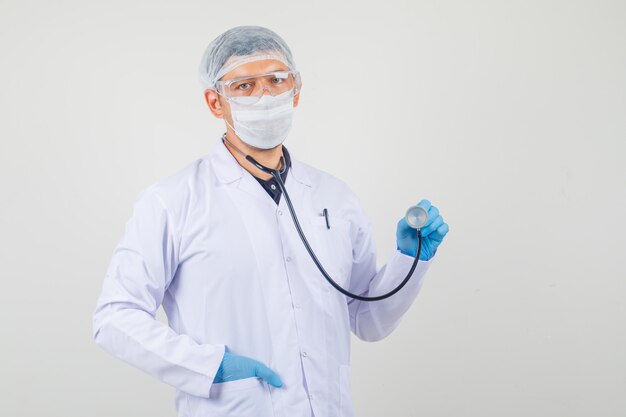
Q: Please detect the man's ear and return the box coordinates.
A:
[204,89,224,118]
[294,91,301,108]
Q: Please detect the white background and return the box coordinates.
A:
[0,1,624,416]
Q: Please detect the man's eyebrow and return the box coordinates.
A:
[235,69,289,79]
[226,67,290,81]
[266,67,289,73]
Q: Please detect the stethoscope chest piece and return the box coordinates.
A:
[405,205,428,230]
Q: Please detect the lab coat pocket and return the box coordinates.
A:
[339,364,355,417]
[186,377,274,417]
[309,216,353,288]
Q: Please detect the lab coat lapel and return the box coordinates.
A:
[210,138,314,210]
[276,155,313,218]
[210,139,277,209]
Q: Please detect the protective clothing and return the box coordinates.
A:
[199,25,297,90]
[396,199,449,260]
[214,352,283,387]
[224,89,295,149]
[93,138,434,417]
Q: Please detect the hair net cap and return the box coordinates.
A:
[199,26,297,90]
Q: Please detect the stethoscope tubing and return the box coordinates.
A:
[235,143,423,302]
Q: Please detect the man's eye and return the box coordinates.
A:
[272,77,284,84]
[236,82,252,90]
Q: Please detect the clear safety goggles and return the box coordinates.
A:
[215,70,301,105]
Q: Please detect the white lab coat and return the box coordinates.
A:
[93,138,433,417]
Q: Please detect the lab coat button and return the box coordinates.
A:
[277,210,283,216]
[286,256,292,262]
[301,351,308,357]
[294,303,301,309]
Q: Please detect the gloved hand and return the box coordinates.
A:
[396,199,449,261]
[213,351,284,388]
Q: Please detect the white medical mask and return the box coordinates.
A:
[224,90,295,150]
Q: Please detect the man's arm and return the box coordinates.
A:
[345,194,434,342]
[92,187,225,398]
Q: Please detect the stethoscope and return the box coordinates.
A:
[222,134,428,302]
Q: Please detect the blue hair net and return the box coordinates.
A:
[198,25,297,90]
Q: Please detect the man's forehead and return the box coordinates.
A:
[219,59,290,81]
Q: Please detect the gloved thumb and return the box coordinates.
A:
[254,363,284,388]
[396,218,414,240]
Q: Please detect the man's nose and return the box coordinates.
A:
[253,84,273,96]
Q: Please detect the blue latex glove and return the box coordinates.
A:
[213,351,283,388]
[396,199,449,261]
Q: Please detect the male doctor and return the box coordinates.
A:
[93,25,449,417]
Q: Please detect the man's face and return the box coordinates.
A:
[204,59,301,129]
